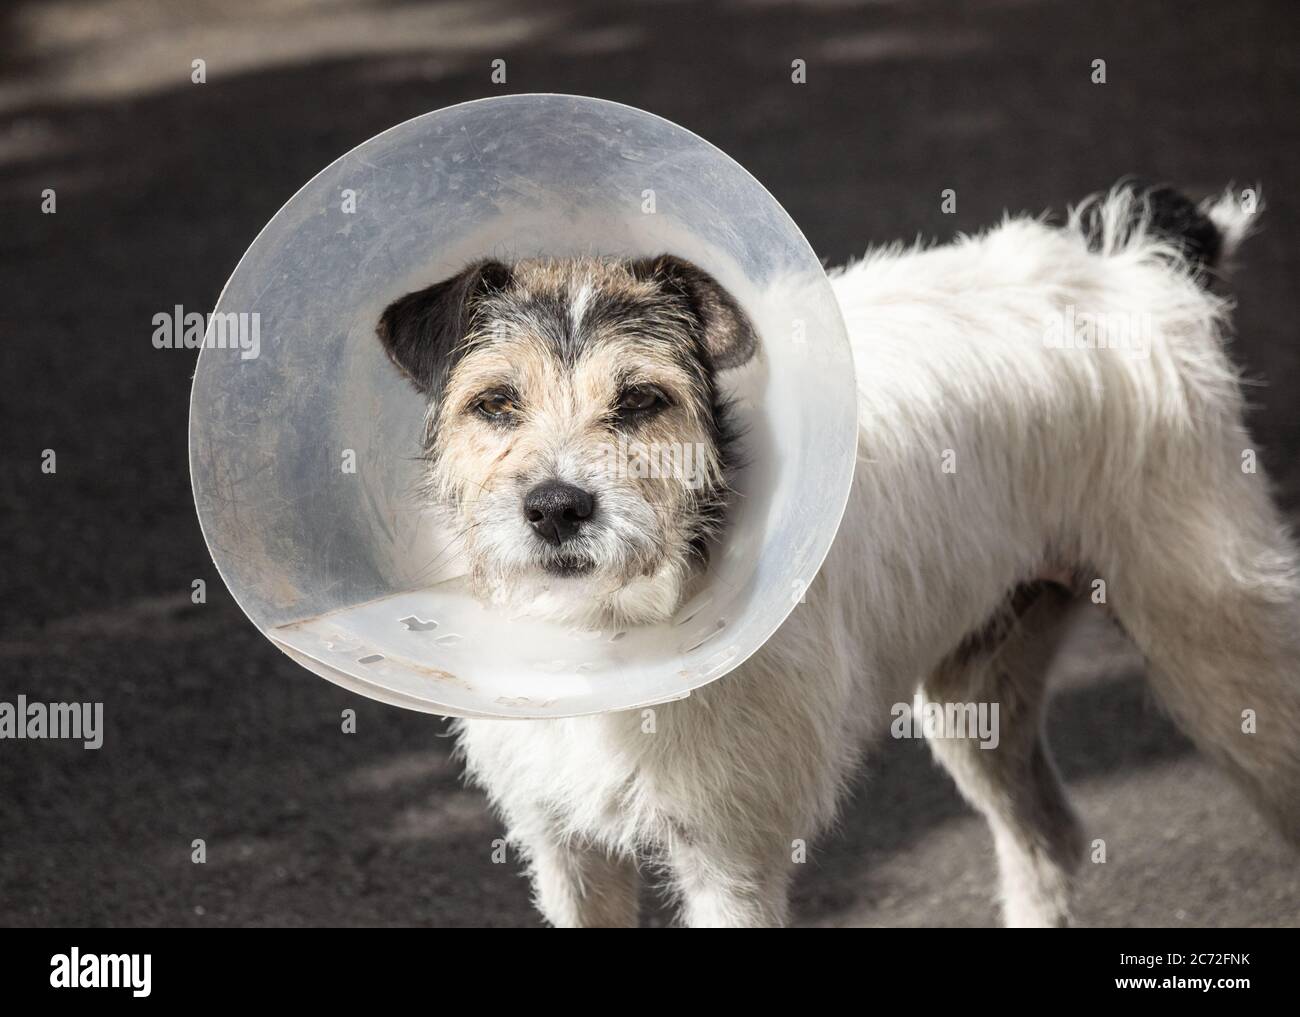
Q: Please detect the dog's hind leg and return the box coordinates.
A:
[922,583,1087,927]
[1098,470,1300,846]
[1075,181,1300,844]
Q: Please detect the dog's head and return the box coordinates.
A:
[377,255,756,627]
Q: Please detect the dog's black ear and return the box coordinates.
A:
[376,259,512,395]
[628,255,758,370]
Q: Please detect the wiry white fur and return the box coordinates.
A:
[456,187,1300,927]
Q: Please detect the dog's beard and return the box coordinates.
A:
[453,483,695,628]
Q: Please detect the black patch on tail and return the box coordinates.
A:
[1084,179,1222,283]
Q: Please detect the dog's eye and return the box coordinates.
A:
[616,384,668,415]
[474,391,518,420]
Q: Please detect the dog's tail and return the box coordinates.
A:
[1070,179,1259,285]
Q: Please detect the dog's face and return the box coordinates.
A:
[376,255,756,627]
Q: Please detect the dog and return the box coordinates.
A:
[375,181,1300,927]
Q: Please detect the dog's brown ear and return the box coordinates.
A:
[628,255,758,370]
[376,259,512,394]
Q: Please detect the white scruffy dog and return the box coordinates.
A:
[376,182,1299,927]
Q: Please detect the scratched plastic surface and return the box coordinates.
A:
[189,95,857,718]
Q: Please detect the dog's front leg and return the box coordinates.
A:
[668,834,792,928]
[517,829,640,929]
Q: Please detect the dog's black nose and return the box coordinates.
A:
[523,481,595,546]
